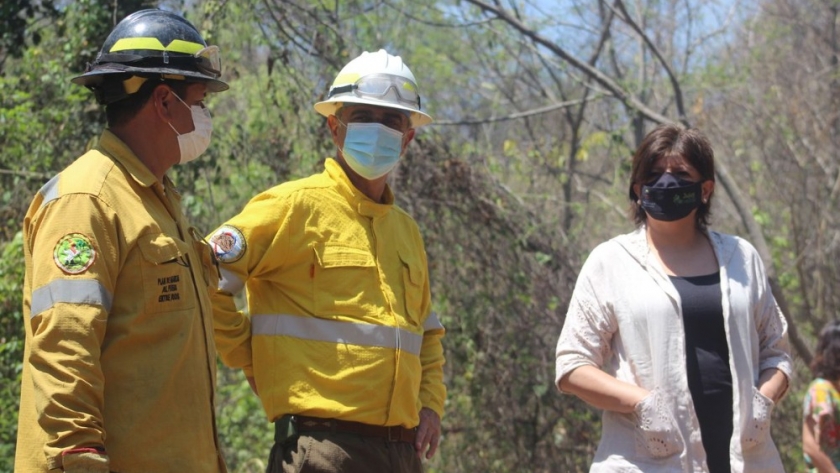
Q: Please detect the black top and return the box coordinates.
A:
[669,272,733,473]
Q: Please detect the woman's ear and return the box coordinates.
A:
[702,180,715,202]
[631,183,641,202]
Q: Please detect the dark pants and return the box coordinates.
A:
[267,431,423,473]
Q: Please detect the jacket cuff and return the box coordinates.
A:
[62,448,109,473]
[419,390,446,419]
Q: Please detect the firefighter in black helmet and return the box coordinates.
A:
[73,8,228,104]
[15,9,229,473]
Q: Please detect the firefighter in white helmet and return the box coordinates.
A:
[209,49,446,472]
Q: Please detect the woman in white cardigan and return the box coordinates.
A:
[555,124,792,472]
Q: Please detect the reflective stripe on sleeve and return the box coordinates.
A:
[31,279,113,319]
[218,267,245,295]
[423,312,444,332]
[252,314,423,356]
[37,175,60,210]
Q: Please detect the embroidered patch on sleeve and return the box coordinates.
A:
[209,225,246,264]
[54,233,96,274]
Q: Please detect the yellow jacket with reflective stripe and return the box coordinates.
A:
[14,130,226,473]
[210,158,446,428]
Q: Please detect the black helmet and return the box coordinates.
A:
[72,9,228,104]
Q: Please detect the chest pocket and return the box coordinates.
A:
[313,243,376,317]
[138,233,197,314]
[398,248,425,325]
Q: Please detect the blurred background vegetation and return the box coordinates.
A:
[2,0,837,471]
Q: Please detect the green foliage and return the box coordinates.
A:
[575,131,611,162]
[0,1,58,61]
[60,0,150,72]
[0,49,95,172]
[0,232,24,472]
[215,365,273,473]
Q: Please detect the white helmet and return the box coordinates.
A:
[314,49,433,127]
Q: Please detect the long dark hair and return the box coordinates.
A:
[811,320,840,380]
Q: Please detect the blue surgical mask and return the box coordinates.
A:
[640,172,703,222]
[338,121,404,180]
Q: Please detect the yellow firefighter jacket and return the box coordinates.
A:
[15,130,226,473]
[209,158,446,428]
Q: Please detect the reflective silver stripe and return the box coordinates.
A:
[424,312,444,332]
[252,314,423,356]
[38,175,60,210]
[218,267,244,294]
[31,279,113,319]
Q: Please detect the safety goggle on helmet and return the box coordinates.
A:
[314,49,433,127]
[328,73,421,109]
[193,45,221,77]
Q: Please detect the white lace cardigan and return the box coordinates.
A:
[555,227,792,472]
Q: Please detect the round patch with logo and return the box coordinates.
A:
[209,225,246,264]
[54,233,96,274]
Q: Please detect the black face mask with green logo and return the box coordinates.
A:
[640,172,702,222]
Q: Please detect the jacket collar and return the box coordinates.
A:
[98,129,180,198]
[324,157,394,218]
[614,224,738,270]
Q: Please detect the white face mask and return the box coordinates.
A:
[168,92,213,164]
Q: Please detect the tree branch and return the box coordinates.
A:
[610,0,688,126]
[464,0,676,126]
[433,97,602,125]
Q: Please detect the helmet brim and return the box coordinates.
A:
[72,66,229,92]
[314,96,432,127]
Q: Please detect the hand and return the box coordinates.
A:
[415,407,441,460]
[560,365,649,413]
